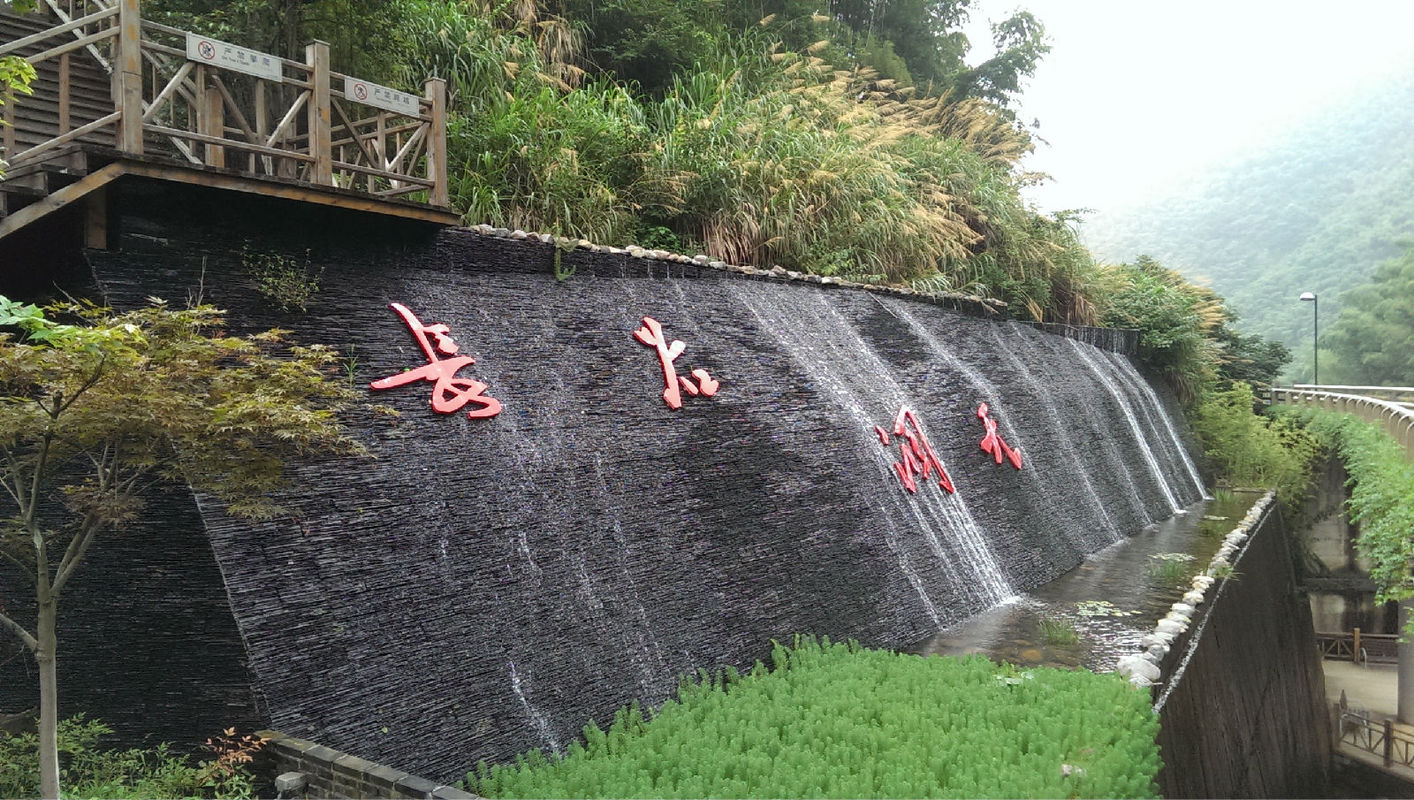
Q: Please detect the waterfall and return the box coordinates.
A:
[1067,339,1185,514]
[78,220,1221,781]
[989,322,1122,546]
[731,284,1015,611]
[1104,353,1207,500]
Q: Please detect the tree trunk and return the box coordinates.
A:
[36,593,60,800]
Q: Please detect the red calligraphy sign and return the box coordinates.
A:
[877,407,955,494]
[633,316,719,410]
[977,402,1022,469]
[369,303,502,419]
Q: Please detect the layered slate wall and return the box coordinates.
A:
[3,180,1205,782]
[1153,504,1331,797]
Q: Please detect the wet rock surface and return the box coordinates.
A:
[33,183,1210,781]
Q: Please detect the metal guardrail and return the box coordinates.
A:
[1269,387,1414,460]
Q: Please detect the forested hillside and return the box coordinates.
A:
[1081,68,1414,381]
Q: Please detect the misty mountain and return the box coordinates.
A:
[1079,68,1414,357]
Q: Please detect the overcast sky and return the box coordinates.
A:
[960,0,1414,214]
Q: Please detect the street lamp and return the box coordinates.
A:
[1299,291,1318,385]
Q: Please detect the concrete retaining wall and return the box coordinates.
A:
[1153,502,1332,797]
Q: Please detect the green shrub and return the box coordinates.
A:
[1191,383,1319,511]
[1283,407,1414,607]
[467,637,1160,798]
[0,716,263,799]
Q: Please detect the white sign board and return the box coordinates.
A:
[185,33,283,82]
[343,77,421,116]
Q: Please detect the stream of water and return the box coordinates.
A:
[908,490,1262,672]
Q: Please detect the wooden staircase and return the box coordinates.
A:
[2,6,117,225]
[2,7,115,153]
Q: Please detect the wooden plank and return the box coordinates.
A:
[0,5,117,57]
[145,124,313,161]
[23,28,117,66]
[0,160,124,241]
[141,60,194,123]
[330,159,432,187]
[113,160,460,225]
[38,0,113,70]
[6,111,118,166]
[200,81,223,167]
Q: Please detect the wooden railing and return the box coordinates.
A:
[1337,708,1414,769]
[1,0,448,206]
[1269,387,1414,461]
[1316,629,1400,664]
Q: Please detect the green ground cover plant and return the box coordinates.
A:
[467,637,1159,799]
[1282,407,1414,608]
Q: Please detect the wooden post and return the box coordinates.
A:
[114,0,143,154]
[371,111,384,193]
[1385,719,1395,767]
[1354,627,1362,663]
[202,82,224,167]
[58,53,71,135]
[84,188,107,249]
[425,77,447,206]
[253,81,267,174]
[306,40,332,186]
[2,88,14,159]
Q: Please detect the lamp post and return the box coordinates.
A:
[1299,291,1318,385]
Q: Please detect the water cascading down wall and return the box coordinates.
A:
[51,184,1205,782]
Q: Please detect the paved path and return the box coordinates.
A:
[1325,660,1399,719]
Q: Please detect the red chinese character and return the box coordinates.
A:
[977,402,1022,469]
[876,407,955,494]
[633,316,719,410]
[370,303,501,419]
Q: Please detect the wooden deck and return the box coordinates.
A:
[1,0,458,242]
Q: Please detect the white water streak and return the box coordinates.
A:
[1067,339,1183,513]
[732,285,1013,612]
[1106,353,1207,500]
[508,661,560,754]
[990,323,1121,544]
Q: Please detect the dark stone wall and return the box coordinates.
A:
[4,179,1205,782]
[1153,505,1332,798]
[0,481,262,749]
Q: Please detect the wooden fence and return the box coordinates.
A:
[1336,706,1414,770]
[1316,629,1400,664]
[1,0,447,206]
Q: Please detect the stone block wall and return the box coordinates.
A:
[258,731,476,799]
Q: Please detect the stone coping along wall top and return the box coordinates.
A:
[257,730,477,800]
